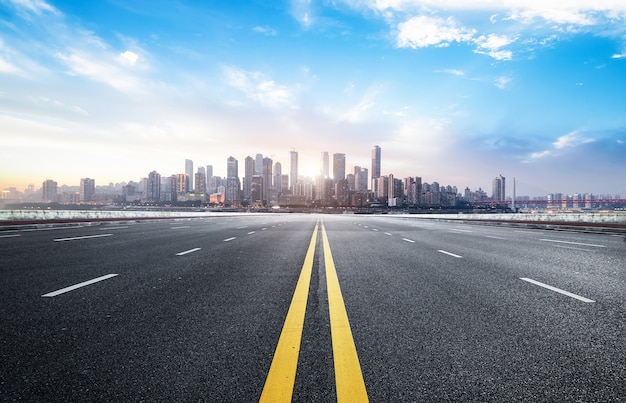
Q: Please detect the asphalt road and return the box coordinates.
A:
[1,214,626,402]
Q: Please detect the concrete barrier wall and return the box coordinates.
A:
[395,212,626,225]
[0,209,229,222]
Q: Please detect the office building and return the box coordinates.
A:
[195,172,207,196]
[492,174,506,202]
[290,150,298,192]
[185,159,193,191]
[333,153,346,182]
[321,151,329,178]
[371,145,381,183]
[263,157,273,203]
[80,178,95,202]
[42,179,58,203]
[273,162,282,194]
[226,156,241,204]
[244,156,255,201]
[146,171,161,202]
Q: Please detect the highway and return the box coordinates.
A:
[1,214,626,402]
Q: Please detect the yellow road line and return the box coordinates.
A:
[321,221,369,402]
[259,221,319,403]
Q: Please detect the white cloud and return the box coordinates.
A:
[438,68,465,76]
[223,66,297,109]
[473,33,516,60]
[396,15,475,48]
[291,0,314,28]
[118,50,139,66]
[612,52,626,59]
[56,51,142,93]
[0,57,20,74]
[253,26,278,36]
[553,131,595,149]
[526,131,596,161]
[7,0,60,17]
[494,75,512,89]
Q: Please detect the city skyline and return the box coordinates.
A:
[8,151,621,204]
[1,1,626,195]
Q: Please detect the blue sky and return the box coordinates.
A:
[1,0,625,196]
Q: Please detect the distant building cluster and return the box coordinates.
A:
[1,146,623,211]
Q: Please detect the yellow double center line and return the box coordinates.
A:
[260,220,368,402]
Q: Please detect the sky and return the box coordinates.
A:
[1,0,625,197]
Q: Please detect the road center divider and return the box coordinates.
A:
[260,219,368,402]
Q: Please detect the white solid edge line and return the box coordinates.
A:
[438,250,463,258]
[539,239,606,248]
[0,234,21,238]
[223,237,236,242]
[402,238,415,243]
[42,274,118,297]
[53,234,113,242]
[176,247,201,256]
[520,277,595,303]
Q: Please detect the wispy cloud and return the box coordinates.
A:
[253,26,278,36]
[291,0,314,29]
[5,0,60,18]
[494,75,512,89]
[223,65,298,109]
[527,131,596,161]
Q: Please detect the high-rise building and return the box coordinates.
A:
[321,151,329,178]
[255,153,263,175]
[290,150,298,192]
[42,179,57,203]
[273,162,283,194]
[146,171,161,202]
[354,166,368,193]
[263,157,273,203]
[251,175,263,204]
[185,159,194,191]
[206,165,213,180]
[226,156,241,204]
[227,156,238,179]
[195,172,207,196]
[371,145,381,183]
[333,153,346,182]
[492,174,506,202]
[244,156,255,201]
[80,178,95,202]
[177,173,189,194]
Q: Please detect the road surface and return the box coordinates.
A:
[1,214,625,401]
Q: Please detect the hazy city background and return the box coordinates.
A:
[3,145,622,212]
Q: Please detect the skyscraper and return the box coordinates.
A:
[290,150,298,192]
[333,153,345,182]
[80,178,95,202]
[371,145,381,181]
[255,153,263,175]
[146,171,161,202]
[226,156,241,204]
[185,159,194,191]
[244,156,255,201]
[42,179,57,203]
[263,157,273,203]
[492,174,506,201]
[273,162,282,194]
[321,151,329,178]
